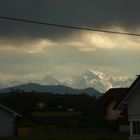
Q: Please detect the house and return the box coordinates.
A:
[99,88,128,120]
[117,75,140,140]
[0,104,22,137]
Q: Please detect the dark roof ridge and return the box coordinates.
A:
[0,103,22,117]
[116,75,140,109]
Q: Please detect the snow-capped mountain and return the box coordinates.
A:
[109,76,134,88]
[41,75,60,85]
[0,69,134,93]
[63,70,134,92]
[63,70,112,91]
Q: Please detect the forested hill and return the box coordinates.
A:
[0,83,101,97]
[0,90,100,114]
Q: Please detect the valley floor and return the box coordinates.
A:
[0,132,129,140]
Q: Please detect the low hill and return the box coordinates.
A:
[0,83,101,97]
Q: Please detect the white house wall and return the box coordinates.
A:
[128,87,140,120]
[127,80,140,140]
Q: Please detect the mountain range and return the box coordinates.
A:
[39,70,134,92]
[0,69,134,93]
[0,83,101,97]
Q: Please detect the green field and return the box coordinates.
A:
[0,133,129,140]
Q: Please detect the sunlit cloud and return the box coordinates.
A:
[0,25,140,83]
[1,26,140,54]
[81,26,140,51]
[51,26,140,52]
[0,73,14,81]
[0,38,57,54]
[60,41,85,47]
[59,41,95,52]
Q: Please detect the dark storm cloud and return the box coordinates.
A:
[0,0,140,39]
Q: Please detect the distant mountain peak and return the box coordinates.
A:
[0,69,134,93]
[85,69,106,80]
[42,75,60,85]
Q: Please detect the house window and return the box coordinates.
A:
[132,121,140,135]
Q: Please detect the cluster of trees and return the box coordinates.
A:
[0,89,99,113]
[0,89,104,129]
[0,89,128,130]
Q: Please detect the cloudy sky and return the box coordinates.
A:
[0,0,140,82]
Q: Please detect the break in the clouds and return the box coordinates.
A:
[0,0,140,85]
[0,38,57,54]
[1,28,140,54]
[0,29,140,82]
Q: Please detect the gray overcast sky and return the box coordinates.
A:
[0,0,140,38]
[0,0,140,82]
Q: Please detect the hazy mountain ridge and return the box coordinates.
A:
[0,69,134,93]
[0,83,101,97]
